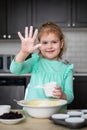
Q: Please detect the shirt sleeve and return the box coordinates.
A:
[10,53,39,74]
[63,64,74,104]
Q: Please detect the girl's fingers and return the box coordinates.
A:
[33,29,38,40]
[53,92,61,98]
[18,32,24,41]
[34,44,42,50]
[29,26,33,37]
[53,87,62,98]
[25,27,28,38]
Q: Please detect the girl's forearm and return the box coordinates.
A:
[15,50,30,62]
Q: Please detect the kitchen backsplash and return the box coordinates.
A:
[0,28,87,72]
[63,28,87,73]
[0,40,21,55]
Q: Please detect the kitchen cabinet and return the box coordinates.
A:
[0,0,31,39]
[32,0,71,28]
[0,76,29,109]
[32,0,87,28]
[0,0,87,39]
[68,76,87,109]
[72,0,87,27]
[0,0,6,39]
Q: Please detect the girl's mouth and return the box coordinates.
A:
[46,50,55,53]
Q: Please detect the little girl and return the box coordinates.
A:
[10,22,74,108]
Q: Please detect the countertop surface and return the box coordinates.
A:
[73,72,87,76]
[0,72,87,77]
[0,110,87,130]
[0,73,31,77]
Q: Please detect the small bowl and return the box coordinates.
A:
[81,109,87,114]
[0,105,11,116]
[51,113,69,126]
[65,117,85,129]
[81,114,87,124]
[52,113,69,120]
[0,115,25,125]
[67,111,82,117]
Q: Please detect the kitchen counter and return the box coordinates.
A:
[0,110,87,130]
[74,72,87,76]
[0,73,31,77]
[0,72,87,77]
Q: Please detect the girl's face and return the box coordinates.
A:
[39,33,63,60]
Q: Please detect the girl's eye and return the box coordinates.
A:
[42,41,48,44]
[52,40,60,44]
[52,41,58,44]
[53,41,57,43]
[41,40,60,44]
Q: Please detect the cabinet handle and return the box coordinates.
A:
[72,23,75,27]
[3,35,6,38]
[67,23,71,27]
[73,77,75,80]
[8,35,11,39]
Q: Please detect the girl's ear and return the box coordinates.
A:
[61,40,64,49]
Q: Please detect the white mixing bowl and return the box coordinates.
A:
[17,99,67,118]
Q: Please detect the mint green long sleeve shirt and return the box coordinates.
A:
[10,53,74,105]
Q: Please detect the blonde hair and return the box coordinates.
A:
[38,22,66,59]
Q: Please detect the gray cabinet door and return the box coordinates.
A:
[72,0,87,27]
[0,0,32,39]
[7,0,31,39]
[32,0,71,28]
[0,0,6,39]
[32,0,87,28]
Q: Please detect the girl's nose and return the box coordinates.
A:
[47,42,52,48]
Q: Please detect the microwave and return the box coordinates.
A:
[0,54,14,73]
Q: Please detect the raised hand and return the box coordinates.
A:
[18,26,41,55]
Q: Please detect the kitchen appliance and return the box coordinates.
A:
[0,54,14,73]
[0,76,27,109]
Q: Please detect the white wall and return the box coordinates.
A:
[0,40,21,55]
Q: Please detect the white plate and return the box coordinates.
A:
[0,115,25,125]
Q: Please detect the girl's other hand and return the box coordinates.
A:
[18,26,41,55]
[52,87,64,99]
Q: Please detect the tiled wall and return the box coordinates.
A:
[0,28,87,72]
[63,28,87,72]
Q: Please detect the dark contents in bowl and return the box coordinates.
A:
[0,111,23,119]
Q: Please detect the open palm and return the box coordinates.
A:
[18,26,41,54]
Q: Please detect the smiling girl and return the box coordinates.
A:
[10,22,74,109]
